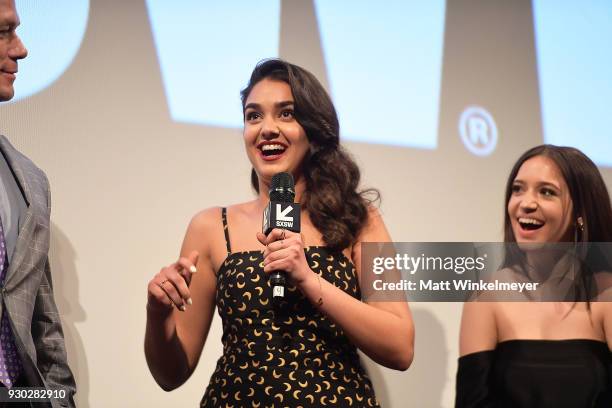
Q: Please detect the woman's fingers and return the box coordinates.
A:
[147,280,174,313]
[162,269,192,308]
[147,256,197,313]
[176,256,198,285]
[263,257,291,274]
[257,228,286,247]
[261,230,303,255]
[263,246,302,272]
[266,236,296,252]
[256,232,268,246]
[264,228,293,245]
[187,250,199,271]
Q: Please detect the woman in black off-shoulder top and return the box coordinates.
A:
[456,145,612,408]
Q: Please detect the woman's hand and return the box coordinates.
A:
[147,250,199,315]
[257,228,312,287]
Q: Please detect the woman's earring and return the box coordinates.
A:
[574,217,584,243]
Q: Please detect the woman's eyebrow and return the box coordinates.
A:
[244,101,294,111]
[537,181,561,190]
[244,102,260,111]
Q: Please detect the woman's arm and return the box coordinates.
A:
[144,208,219,390]
[456,302,498,407]
[459,302,498,356]
[600,301,612,351]
[260,208,414,370]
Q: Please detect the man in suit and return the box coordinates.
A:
[0,0,76,406]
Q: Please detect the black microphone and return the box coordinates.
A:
[262,172,301,299]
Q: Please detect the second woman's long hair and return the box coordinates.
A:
[241,59,378,251]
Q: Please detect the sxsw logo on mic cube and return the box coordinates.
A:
[263,202,301,235]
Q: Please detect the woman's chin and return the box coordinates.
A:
[257,164,293,178]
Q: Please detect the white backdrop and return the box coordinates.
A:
[1,1,610,406]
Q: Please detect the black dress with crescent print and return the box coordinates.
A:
[200,208,380,408]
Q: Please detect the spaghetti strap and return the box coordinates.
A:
[221,207,232,254]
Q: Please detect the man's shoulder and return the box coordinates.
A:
[0,134,48,183]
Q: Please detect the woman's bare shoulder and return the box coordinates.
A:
[225,200,261,217]
[460,301,498,355]
[355,205,389,243]
[190,200,258,228]
[188,206,224,233]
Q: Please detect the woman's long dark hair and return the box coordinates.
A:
[241,59,378,251]
[502,144,612,300]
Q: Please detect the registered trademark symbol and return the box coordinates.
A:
[458,106,498,156]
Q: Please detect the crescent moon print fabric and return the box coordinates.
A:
[200,209,379,407]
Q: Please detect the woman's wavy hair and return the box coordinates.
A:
[241,59,378,251]
[502,144,612,300]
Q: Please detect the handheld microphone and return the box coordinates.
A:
[262,172,301,299]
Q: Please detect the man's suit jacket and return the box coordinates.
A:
[0,135,76,407]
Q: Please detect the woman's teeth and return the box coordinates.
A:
[518,217,544,230]
[261,144,286,156]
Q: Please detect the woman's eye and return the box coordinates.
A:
[541,188,556,197]
[511,184,522,194]
[280,109,294,119]
[245,111,260,121]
